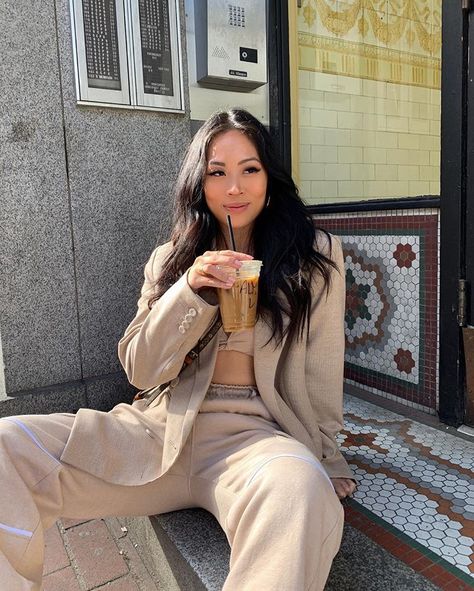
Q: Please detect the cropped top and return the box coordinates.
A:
[217,326,254,357]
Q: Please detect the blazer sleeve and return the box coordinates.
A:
[118,243,219,389]
[305,233,355,481]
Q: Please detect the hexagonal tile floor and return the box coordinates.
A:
[340,393,474,590]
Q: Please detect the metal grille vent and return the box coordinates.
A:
[211,45,230,59]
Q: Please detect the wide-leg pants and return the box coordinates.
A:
[0,386,344,591]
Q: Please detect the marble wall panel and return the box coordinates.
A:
[0,0,82,394]
[54,0,192,378]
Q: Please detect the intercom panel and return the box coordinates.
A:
[195,0,267,91]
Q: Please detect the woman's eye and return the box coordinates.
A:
[208,170,224,176]
[245,167,260,174]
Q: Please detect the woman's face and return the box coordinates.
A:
[203,129,268,238]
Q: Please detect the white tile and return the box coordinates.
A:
[404,523,419,533]
[445,527,464,537]
[427,538,443,548]
[440,546,459,557]
[410,509,424,517]
[457,545,473,556]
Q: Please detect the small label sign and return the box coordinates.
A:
[229,69,247,77]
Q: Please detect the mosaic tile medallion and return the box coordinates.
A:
[315,212,439,410]
[344,234,421,384]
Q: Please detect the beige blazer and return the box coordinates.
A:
[60,233,354,485]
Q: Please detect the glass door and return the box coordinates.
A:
[286,1,474,425]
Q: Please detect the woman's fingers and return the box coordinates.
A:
[187,267,233,292]
[189,250,252,292]
[205,251,252,272]
[199,274,233,289]
[194,263,235,288]
[330,478,357,500]
[204,249,253,260]
[209,251,253,269]
[203,268,235,288]
[199,261,235,282]
[189,250,253,291]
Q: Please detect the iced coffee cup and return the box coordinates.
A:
[218,260,263,332]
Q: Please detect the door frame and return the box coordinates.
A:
[268,0,292,173]
[439,0,469,426]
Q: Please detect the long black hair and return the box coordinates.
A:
[150,108,337,345]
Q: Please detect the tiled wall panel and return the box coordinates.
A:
[314,208,440,413]
[297,0,441,205]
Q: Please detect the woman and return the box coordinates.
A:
[0,109,355,590]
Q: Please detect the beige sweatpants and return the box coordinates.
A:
[0,393,344,591]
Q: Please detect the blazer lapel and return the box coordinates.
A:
[254,316,317,454]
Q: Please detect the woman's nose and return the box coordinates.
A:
[226,178,242,195]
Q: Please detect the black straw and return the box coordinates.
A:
[226,214,237,251]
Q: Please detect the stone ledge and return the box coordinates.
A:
[122,509,441,591]
[153,510,230,590]
[122,509,228,590]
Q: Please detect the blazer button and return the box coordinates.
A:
[188,308,197,317]
[178,325,186,334]
[184,313,193,322]
[182,320,190,329]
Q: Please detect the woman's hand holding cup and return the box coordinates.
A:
[187,250,253,293]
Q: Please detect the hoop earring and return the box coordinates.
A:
[266,194,271,208]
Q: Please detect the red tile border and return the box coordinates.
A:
[345,503,472,591]
[410,556,435,573]
[430,572,460,587]
[423,565,455,584]
[443,580,472,591]
[402,549,425,566]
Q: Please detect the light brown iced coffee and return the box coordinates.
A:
[218,260,262,332]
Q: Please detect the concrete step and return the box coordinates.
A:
[121,509,441,591]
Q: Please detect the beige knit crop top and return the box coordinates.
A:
[217,326,254,357]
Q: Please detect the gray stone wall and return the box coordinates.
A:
[0,0,191,415]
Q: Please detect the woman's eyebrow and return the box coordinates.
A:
[208,157,261,167]
[239,157,261,165]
